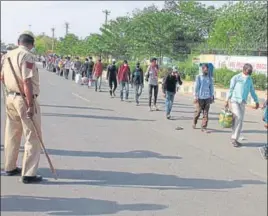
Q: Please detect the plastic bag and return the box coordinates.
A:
[75,74,82,84]
[219,109,233,128]
[88,79,95,87]
[81,77,88,85]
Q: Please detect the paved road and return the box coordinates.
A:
[1,64,267,216]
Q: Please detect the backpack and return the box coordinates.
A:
[109,64,116,73]
[133,67,141,77]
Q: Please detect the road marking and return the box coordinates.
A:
[47,80,55,86]
[72,92,91,103]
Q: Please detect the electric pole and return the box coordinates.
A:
[64,22,69,36]
[102,10,111,25]
[51,28,55,52]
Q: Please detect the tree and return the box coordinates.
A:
[35,34,54,55]
[56,33,80,56]
[208,1,267,54]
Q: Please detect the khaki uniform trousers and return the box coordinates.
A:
[4,94,42,176]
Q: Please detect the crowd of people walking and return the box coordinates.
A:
[41,54,267,159]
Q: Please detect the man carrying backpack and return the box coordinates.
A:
[193,63,214,132]
[106,59,117,97]
[131,62,144,105]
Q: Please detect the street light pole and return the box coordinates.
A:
[102,9,111,25]
[51,28,55,52]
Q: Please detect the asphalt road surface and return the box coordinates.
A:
[1,64,267,216]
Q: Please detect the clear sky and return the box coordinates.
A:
[1,1,228,44]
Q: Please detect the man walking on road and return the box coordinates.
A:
[93,58,103,92]
[41,55,46,68]
[131,62,144,105]
[145,58,159,111]
[225,63,259,147]
[193,64,214,132]
[0,31,43,184]
[162,66,183,119]
[64,56,71,79]
[118,60,131,101]
[73,57,82,79]
[107,59,118,97]
[87,57,94,80]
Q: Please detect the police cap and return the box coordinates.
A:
[20,31,35,40]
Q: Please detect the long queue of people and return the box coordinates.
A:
[40,54,268,159]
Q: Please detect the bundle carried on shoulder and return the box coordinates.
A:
[219,109,233,128]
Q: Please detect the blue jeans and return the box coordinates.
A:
[134,84,143,103]
[263,107,267,123]
[87,70,92,79]
[120,82,129,100]
[165,91,175,115]
[95,76,102,90]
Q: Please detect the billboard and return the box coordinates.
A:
[199,54,267,75]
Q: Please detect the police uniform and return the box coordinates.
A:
[1,31,42,180]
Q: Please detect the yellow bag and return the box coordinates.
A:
[219,109,233,128]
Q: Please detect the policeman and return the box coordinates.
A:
[1,31,43,184]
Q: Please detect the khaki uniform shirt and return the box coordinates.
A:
[1,45,40,95]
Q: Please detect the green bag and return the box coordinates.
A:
[219,109,233,128]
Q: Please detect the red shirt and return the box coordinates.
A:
[94,62,103,77]
[118,65,130,82]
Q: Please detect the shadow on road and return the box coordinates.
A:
[46,149,181,159]
[242,129,267,134]
[39,168,266,190]
[1,195,167,215]
[241,142,266,148]
[40,104,113,112]
[41,112,155,122]
[0,146,180,159]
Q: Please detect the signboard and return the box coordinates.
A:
[199,54,267,75]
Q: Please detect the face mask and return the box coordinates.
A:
[124,64,127,66]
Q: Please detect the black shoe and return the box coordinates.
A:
[109,90,112,96]
[22,175,43,184]
[6,167,22,176]
[231,139,242,148]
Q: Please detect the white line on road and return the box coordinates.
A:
[72,92,91,103]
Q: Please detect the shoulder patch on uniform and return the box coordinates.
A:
[26,61,34,69]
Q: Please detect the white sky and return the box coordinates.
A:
[1,1,228,44]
